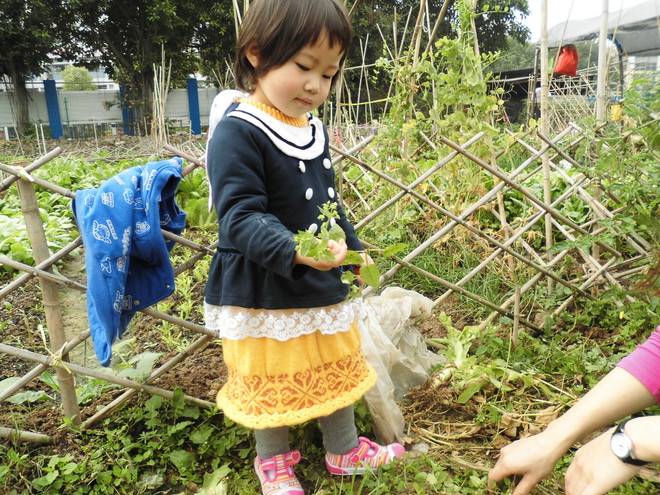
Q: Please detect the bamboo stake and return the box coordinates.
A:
[0,147,62,192]
[0,255,217,339]
[550,218,633,305]
[360,241,544,335]
[551,257,619,317]
[81,334,214,429]
[331,143,593,299]
[424,0,454,54]
[0,164,206,258]
[354,132,485,229]
[0,237,82,300]
[433,173,591,306]
[523,133,648,255]
[596,0,609,122]
[0,344,214,410]
[476,250,572,332]
[15,172,80,425]
[0,256,87,291]
[540,0,553,279]
[0,427,53,445]
[536,132,621,204]
[410,0,426,66]
[438,135,621,258]
[0,330,90,403]
[0,364,48,403]
[513,287,521,348]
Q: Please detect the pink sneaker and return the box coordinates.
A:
[325,437,405,476]
[254,450,304,495]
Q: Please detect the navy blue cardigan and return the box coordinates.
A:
[204,101,363,310]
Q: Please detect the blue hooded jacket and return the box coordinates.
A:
[73,158,187,366]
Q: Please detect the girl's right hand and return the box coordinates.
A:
[295,239,347,270]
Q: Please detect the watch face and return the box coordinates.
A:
[611,433,632,458]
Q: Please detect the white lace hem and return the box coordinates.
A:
[204,299,363,342]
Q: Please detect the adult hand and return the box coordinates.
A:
[488,431,565,495]
[564,428,640,495]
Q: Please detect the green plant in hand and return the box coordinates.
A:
[294,202,405,299]
[294,202,349,262]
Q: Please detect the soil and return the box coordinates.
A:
[0,255,458,436]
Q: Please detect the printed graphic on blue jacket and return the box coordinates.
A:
[73,157,187,366]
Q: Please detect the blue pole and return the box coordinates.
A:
[43,80,63,139]
[186,77,201,135]
[119,85,135,136]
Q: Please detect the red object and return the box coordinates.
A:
[554,45,579,77]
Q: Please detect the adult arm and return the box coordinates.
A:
[565,415,660,495]
[488,367,656,495]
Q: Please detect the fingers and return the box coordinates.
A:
[489,469,537,495]
[511,476,540,495]
[327,238,347,265]
[488,463,508,484]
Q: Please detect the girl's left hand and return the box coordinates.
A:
[295,239,347,270]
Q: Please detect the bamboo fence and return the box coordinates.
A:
[0,119,652,443]
[0,0,653,446]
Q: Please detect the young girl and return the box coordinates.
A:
[204,0,404,493]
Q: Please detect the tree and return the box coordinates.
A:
[487,36,536,73]
[65,0,234,129]
[343,0,530,117]
[61,66,98,91]
[0,0,70,137]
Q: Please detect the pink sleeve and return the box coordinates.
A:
[617,326,660,403]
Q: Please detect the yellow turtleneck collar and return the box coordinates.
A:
[238,98,309,127]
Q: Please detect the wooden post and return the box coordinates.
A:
[512,286,521,349]
[596,0,609,122]
[15,170,81,425]
[540,0,553,289]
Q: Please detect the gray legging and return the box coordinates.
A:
[254,405,359,460]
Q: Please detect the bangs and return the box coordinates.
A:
[235,0,352,91]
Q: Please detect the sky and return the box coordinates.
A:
[522,0,653,42]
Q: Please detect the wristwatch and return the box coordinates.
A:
[610,418,650,466]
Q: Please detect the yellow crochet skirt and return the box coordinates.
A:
[217,321,376,429]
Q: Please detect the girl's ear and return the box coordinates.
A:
[246,44,260,69]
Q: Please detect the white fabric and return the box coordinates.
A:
[207,89,247,143]
[228,102,326,161]
[204,90,247,212]
[204,299,363,342]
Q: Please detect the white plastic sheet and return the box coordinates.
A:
[359,287,446,444]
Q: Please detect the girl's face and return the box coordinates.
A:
[248,31,344,118]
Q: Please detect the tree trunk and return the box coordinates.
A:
[8,58,30,138]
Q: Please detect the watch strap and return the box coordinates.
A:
[612,418,650,466]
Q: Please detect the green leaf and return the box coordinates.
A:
[169,450,194,470]
[328,222,347,241]
[360,264,380,289]
[190,425,214,444]
[382,243,408,257]
[198,464,231,494]
[0,378,51,404]
[457,380,486,404]
[145,395,163,415]
[344,250,364,264]
[32,470,59,488]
